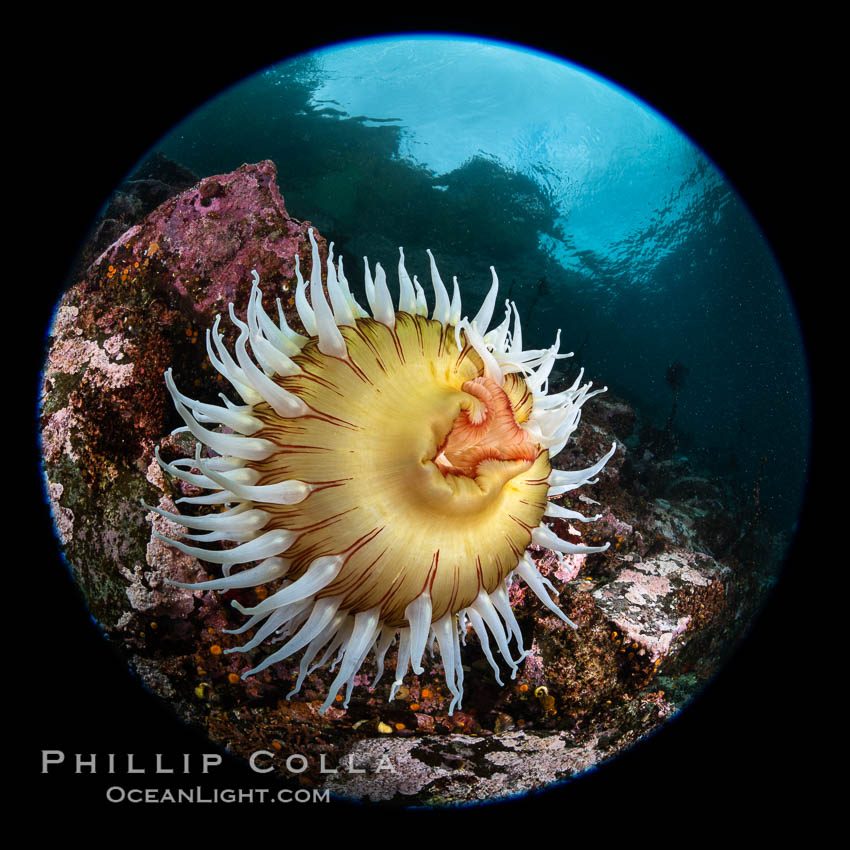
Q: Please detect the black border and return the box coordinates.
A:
[24,13,820,831]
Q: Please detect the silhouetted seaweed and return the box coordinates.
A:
[664,359,690,435]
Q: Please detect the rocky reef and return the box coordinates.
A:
[39,157,782,806]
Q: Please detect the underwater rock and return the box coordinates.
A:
[40,159,325,632]
[666,475,724,503]
[587,394,636,441]
[323,731,604,803]
[592,550,730,662]
[40,160,764,805]
[79,152,199,271]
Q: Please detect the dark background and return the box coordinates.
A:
[23,11,823,833]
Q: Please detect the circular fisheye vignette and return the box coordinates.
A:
[39,33,808,804]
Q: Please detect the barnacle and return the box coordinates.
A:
[146,230,614,714]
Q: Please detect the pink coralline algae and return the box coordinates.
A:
[40,159,328,633]
[592,550,729,661]
[47,482,74,545]
[91,160,315,320]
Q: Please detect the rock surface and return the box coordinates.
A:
[39,157,778,806]
[41,159,327,631]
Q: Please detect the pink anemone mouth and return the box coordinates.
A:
[434,375,537,478]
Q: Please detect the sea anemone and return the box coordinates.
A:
[146,229,615,715]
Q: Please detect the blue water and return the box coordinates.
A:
[156,36,810,534]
